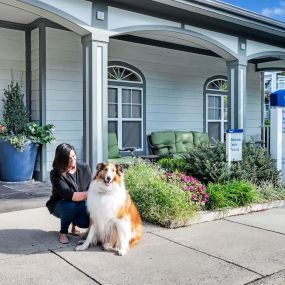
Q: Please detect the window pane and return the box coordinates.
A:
[108,104,118,118]
[208,122,221,142]
[208,108,215,120]
[208,96,215,107]
[122,89,131,103]
[215,96,221,108]
[108,88,117,103]
[108,121,117,136]
[132,90,142,104]
[132,105,141,118]
[224,96,228,120]
[122,104,131,118]
[214,109,221,120]
[122,121,141,148]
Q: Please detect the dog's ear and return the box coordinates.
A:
[94,162,106,179]
[115,164,123,176]
[96,162,106,171]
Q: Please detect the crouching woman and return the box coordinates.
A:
[46,143,92,244]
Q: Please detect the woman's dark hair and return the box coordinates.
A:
[53,143,76,176]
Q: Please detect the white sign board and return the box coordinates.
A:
[226,130,243,163]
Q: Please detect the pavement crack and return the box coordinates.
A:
[243,268,285,284]
[150,232,264,277]
[49,249,103,284]
[223,219,285,236]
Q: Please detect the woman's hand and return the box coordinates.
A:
[72,191,88,201]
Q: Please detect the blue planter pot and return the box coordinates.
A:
[0,140,38,182]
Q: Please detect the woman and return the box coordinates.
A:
[46,143,92,244]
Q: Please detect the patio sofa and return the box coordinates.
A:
[147,130,209,158]
[108,132,136,164]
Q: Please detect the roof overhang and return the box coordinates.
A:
[107,0,285,48]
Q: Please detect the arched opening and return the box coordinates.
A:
[108,61,146,151]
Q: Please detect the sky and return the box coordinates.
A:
[221,0,285,23]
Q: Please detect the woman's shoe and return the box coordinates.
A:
[58,233,69,244]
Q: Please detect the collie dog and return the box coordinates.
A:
[75,162,142,256]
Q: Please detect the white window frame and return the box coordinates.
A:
[206,93,228,143]
[108,86,144,150]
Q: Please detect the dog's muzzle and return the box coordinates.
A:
[104,176,112,187]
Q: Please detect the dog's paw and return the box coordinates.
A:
[75,244,88,251]
[118,248,127,256]
[77,239,85,245]
[102,243,111,251]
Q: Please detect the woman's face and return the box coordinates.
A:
[68,150,76,171]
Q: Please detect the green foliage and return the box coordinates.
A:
[24,122,55,145]
[183,142,280,185]
[0,80,55,150]
[254,181,285,203]
[3,81,29,134]
[124,160,195,228]
[231,143,280,185]
[158,157,187,172]
[184,142,229,184]
[206,180,257,210]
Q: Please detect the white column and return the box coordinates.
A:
[82,33,109,173]
[227,60,247,130]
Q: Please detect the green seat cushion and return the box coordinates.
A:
[108,156,133,164]
[151,131,176,155]
[108,133,121,159]
[192,131,209,146]
[175,131,194,153]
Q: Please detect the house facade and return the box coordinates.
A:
[1,0,285,180]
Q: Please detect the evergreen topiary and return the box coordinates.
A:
[3,80,29,134]
[0,79,55,150]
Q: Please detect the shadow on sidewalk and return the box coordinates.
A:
[0,229,81,255]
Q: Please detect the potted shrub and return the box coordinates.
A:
[0,80,55,182]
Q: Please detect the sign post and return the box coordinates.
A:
[226,129,243,168]
[270,89,285,180]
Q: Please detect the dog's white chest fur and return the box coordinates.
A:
[87,179,127,241]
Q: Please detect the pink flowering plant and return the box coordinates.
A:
[162,172,208,210]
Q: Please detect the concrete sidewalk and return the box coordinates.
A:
[0,183,284,284]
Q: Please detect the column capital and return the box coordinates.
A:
[81,28,110,45]
[227,59,247,67]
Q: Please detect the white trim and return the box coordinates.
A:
[108,86,144,151]
[206,93,228,143]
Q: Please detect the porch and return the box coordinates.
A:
[0,1,284,180]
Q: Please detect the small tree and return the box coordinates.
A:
[0,79,55,150]
[3,80,29,135]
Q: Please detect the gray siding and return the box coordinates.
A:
[45,28,83,171]
[0,28,25,121]
[246,64,262,139]
[109,39,262,149]
[109,39,226,134]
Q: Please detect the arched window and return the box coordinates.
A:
[204,76,228,143]
[108,62,145,151]
[108,66,143,83]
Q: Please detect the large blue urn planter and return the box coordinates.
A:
[0,140,38,182]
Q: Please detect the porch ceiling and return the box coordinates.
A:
[0,3,38,24]
[128,30,207,50]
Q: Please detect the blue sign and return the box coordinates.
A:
[270,90,285,107]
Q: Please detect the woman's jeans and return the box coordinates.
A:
[52,200,89,234]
